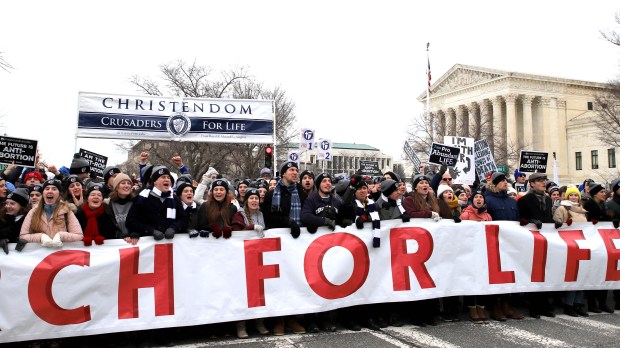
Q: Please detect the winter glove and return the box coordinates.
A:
[0,238,8,255]
[223,226,232,239]
[431,211,441,222]
[349,174,364,189]
[373,237,380,248]
[211,224,223,239]
[201,172,210,185]
[307,225,318,234]
[453,215,461,223]
[152,230,165,241]
[199,230,210,238]
[591,219,599,225]
[440,164,447,174]
[401,213,411,223]
[254,224,265,238]
[355,216,365,230]
[51,233,63,248]
[519,218,529,226]
[289,220,301,239]
[94,236,105,245]
[324,206,337,220]
[530,219,543,230]
[566,219,573,227]
[340,219,353,228]
[83,236,93,247]
[614,220,620,229]
[164,228,175,239]
[188,229,199,238]
[554,221,563,229]
[325,218,336,231]
[15,238,28,252]
[41,234,53,247]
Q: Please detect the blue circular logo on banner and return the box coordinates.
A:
[303,129,314,141]
[167,113,191,136]
[290,153,299,161]
[320,140,330,151]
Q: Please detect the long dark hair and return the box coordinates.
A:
[206,192,232,227]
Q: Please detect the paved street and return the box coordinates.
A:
[158,311,620,348]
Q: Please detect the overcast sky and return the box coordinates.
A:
[0,1,619,173]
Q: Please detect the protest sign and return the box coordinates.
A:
[428,142,460,167]
[0,136,38,167]
[79,148,108,178]
[287,151,301,165]
[474,139,497,182]
[519,151,548,173]
[317,139,332,161]
[300,128,315,151]
[444,136,475,185]
[403,141,421,172]
[359,160,382,176]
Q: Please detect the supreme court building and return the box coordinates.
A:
[417,64,616,185]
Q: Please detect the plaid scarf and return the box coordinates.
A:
[272,180,301,224]
[140,187,177,225]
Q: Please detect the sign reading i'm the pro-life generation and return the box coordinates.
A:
[519,151,548,173]
[428,142,460,167]
[0,136,38,167]
[359,160,382,176]
[79,148,108,178]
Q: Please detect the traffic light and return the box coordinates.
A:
[264,145,273,168]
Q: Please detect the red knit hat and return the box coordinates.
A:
[23,171,44,183]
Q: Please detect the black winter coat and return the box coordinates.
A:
[126,190,187,236]
[517,191,553,223]
[261,183,307,229]
[0,215,25,243]
[75,205,120,240]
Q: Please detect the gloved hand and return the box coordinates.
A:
[289,220,300,238]
[307,225,318,234]
[41,234,53,247]
[211,224,223,239]
[519,218,529,226]
[340,219,353,228]
[199,230,210,238]
[591,219,599,225]
[401,213,411,223]
[566,219,573,227]
[530,219,543,229]
[201,172,210,185]
[324,206,337,220]
[453,215,461,223]
[355,216,365,230]
[223,226,232,239]
[164,228,175,239]
[431,211,441,222]
[83,236,93,247]
[614,220,620,229]
[94,236,105,245]
[554,221,563,229]
[152,230,165,241]
[188,229,199,238]
[440,164,447,174]
[373,237,380,248]
[51,233,63,248]
[325,218,336,231]
[15,238,28,252]
[254,224,265,238]
[0,238,8,255]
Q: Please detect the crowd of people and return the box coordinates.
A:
[1,151,620,347]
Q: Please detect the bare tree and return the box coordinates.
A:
[600,11,620,46]
[124,60,297,179]
[0,52,12,72]
[594,77,620,148]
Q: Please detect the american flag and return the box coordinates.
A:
[426,42,431,94]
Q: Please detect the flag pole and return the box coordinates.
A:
[426,42,432,139]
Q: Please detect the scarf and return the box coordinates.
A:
[141,187,177,224]
[381,194,406,215]
[240,209,265,227]
[82,203,104,240]
[531,190,547,212]
[447,197,459,210]
[272,180,301,224]
[44,203,56,220]
[356,198,381,237]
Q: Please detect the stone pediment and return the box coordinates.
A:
[432,65,504,95]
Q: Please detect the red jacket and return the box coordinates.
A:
[460,205,493,222]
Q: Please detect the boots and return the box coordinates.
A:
[273,317,285,336]
[286,317,306,334]
[256,318,269,335]
[468,306,480,322]
[236,321,249,339]
[564,305,578,317]
[476,306,488,322]
[502,301,524,319]
[491,303,507,321]
[574,304,589,317]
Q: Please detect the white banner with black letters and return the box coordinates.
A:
[77,92,274,143]
[1,221,619,343]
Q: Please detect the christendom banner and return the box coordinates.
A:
[76,92,274,143]
[1,220,619,343]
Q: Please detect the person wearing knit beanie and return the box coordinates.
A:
[299,170,315,196]
[70,153,91,179]
[29,184,43,208]
[279,161,299,177]
[436,184,453,199]
[23,171,44,187]
[75,182,119,247]
[103,166,121,189]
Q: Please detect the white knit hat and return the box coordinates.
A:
[436,184,453,198]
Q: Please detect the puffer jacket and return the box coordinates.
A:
[460,205,493,221]
[19,205,83,243]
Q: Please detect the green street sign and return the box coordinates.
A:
[497,165,507,173]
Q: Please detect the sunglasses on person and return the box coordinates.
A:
[441,177,453,182]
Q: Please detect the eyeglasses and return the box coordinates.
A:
[533,178,546,183]
[441,178,453,182]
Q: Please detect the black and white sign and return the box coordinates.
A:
[428,142,460,167]
[0,136,38,167]
[79,148,108,178]
[519,151,548,173]
[359,160,382,176]
[474,139,497,182]
[299,128,315,151]
[403,141,421,172]
[317,138,332,161]
[444,136,475,185]
[287,150,300,165]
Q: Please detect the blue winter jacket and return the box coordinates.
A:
[484,190,519,221]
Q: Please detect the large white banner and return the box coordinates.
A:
[77,92,274,143]
[1,220,620,343]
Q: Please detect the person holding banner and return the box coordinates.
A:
[176,181,199,235]
[126,166,186,242]
[0,188,30,253]
[299,170,315,197]
[0,174,8,207]
[604,178,620,310]
[75,183,120,246]
[105,173,138,245]
[402,175,441,221]
[191,179,237,239]
[19,179,83,248]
